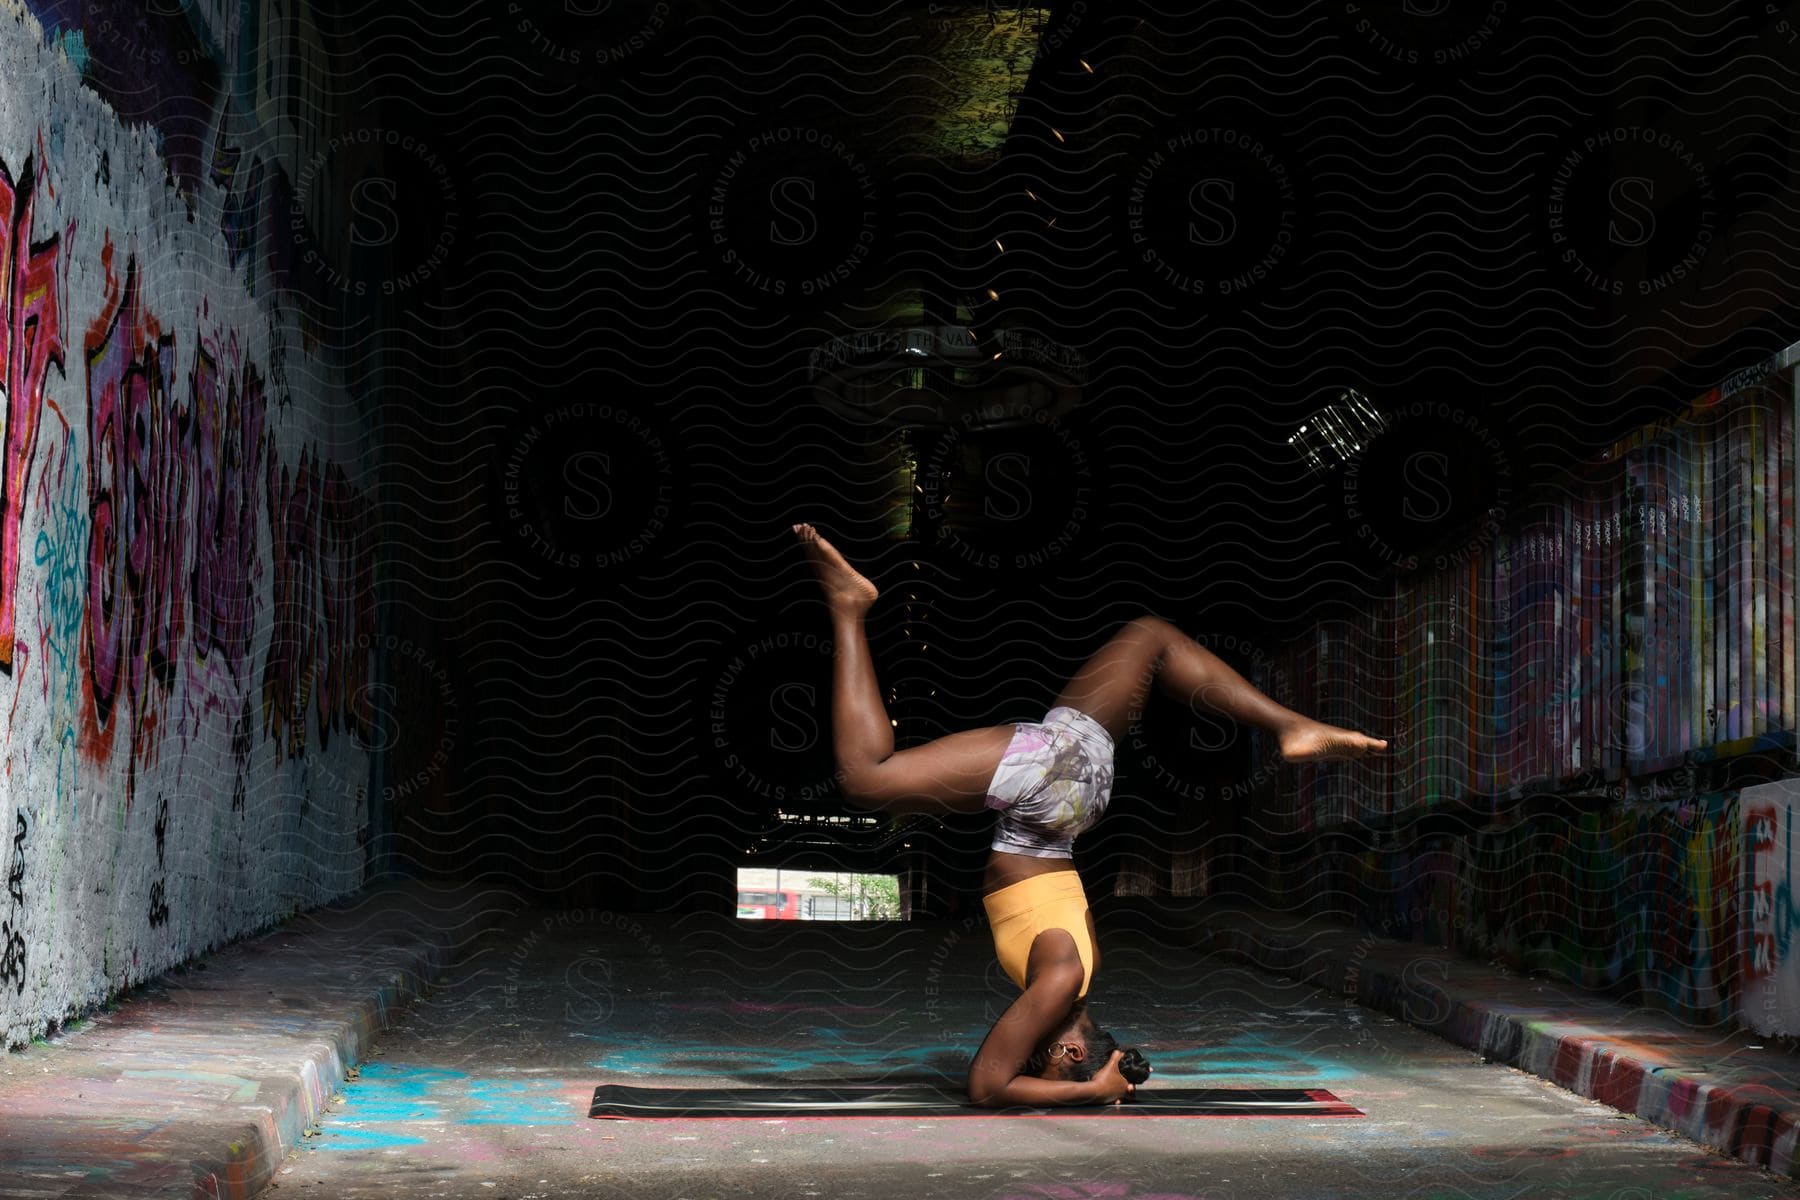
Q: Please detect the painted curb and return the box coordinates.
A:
[1193,917,1800,1179]
[0,885,513,1200]
[203,960,439,1198]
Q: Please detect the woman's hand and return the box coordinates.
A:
[1087,1049,1142,1104]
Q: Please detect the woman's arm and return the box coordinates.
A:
[970,1060,1129,1108]
[965,962,1115,1107]
[966,969,1084,1106]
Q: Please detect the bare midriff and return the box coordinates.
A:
[981,848,1078,896]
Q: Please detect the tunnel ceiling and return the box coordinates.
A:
[364,0,1800,637]
[898,3,1050,162]
[284,0,1800,900]
[686,2,1050,163]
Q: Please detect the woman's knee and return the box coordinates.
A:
[1123,614,1176,648]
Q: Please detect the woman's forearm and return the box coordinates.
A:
[968,1073,1102,1108]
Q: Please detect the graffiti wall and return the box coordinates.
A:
[1242,346,1800,1034]
[1741,779,1800,1037]
[0,6,378,1047]
[1295,793,1744,1028]
[1258,375,1797,824]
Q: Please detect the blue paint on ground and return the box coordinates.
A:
[307,1127,429,1153]
[462,1080,575,1126]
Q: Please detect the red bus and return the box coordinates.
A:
[736,889,800,920]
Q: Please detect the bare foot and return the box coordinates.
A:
[1278,719,1389,763]
[793,523,879,615]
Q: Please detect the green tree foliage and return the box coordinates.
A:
[806,873,901,919]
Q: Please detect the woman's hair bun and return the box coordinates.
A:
[1118,1047,1152,1085]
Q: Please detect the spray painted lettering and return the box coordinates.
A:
[0,155,65,671]
[147,796,169,928]
[188,328,267,689]
[82,244,185,803]
[1,812,24,993]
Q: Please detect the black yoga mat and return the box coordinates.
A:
[589,1084,1363,1119]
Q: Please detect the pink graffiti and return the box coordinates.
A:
[188,327,266,686]
[0,154,64,671]
[83,245,189,801]
[79,238,373,792]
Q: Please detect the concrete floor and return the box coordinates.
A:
[274,908,1800,1200]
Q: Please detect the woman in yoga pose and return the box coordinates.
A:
[793,524,1388,1107]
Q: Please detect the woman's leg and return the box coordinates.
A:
[1053,616,1387,758]
[796,525,1013,815]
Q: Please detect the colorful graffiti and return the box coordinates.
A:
[34,422,88,819]
[1322,794,1744,1027]
[188,326,267,695]
[1264,387,1797,819]
[1255,377,1800,1033]
[1741,785,1800,1036]
[81,244,184,800]
[78,239,372,791]
[1,154,65,672]
[34,425,87,709]
[0,0,386,1051]
[1747,802,1781,981]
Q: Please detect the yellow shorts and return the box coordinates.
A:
[981,870,1094,999]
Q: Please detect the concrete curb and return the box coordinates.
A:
[1186,909,1800,1178]
[207,954,439,1197]
[0,881,518,1199]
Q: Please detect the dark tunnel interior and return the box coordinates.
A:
[347,0,1800,918]
[7,0,1800,1021]
[10,3,1800,1190]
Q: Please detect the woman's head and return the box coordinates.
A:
[1025,1001,1150,1084]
